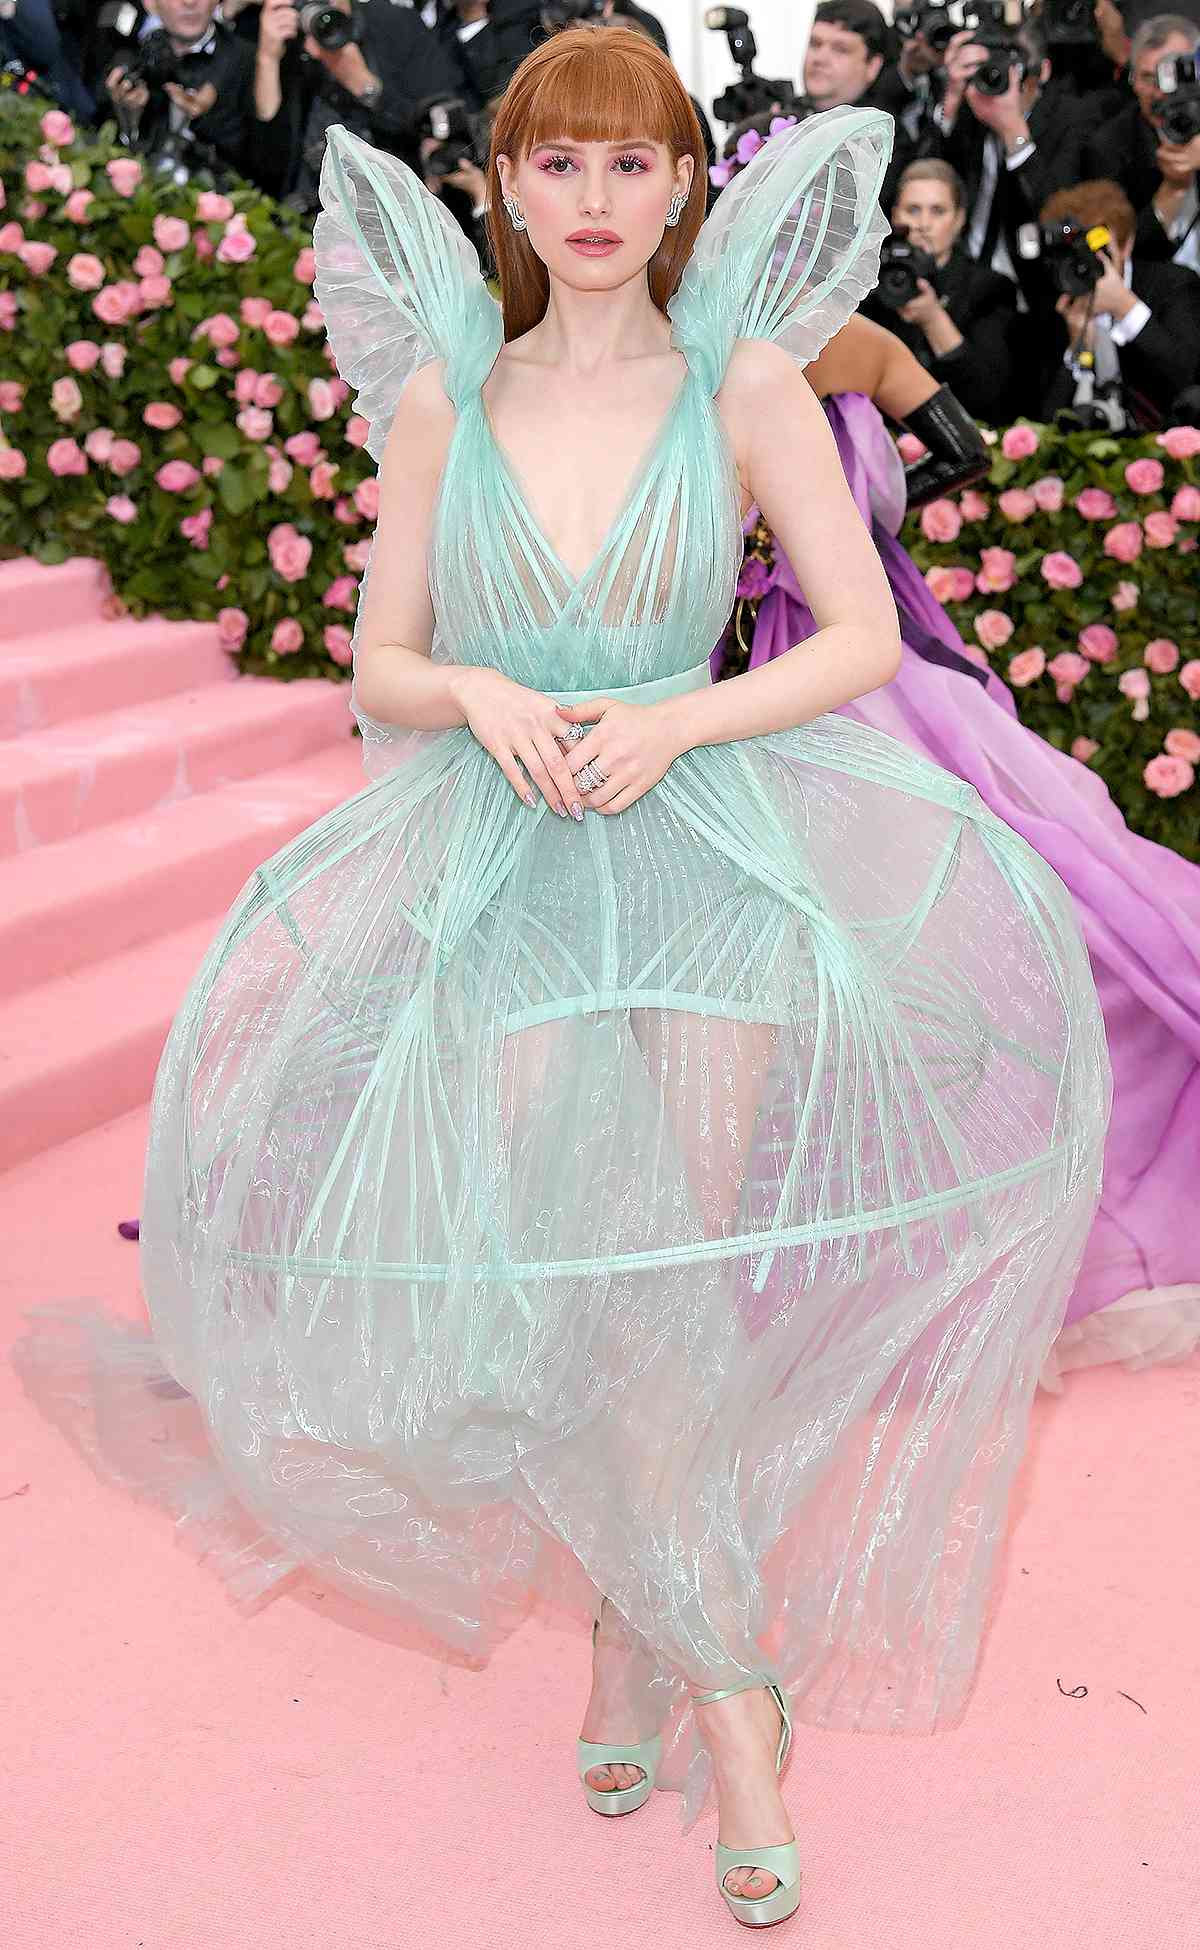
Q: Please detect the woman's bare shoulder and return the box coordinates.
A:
[381,355,459,482]
[715,339,822,502]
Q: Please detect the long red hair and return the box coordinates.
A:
[484,23,708,343]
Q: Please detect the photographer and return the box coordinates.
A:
[930,14,1092,301]
[1036,176,1200,422]
[863,158,1019,419]
[99,0,259,183]
[1082,13,1200,270]
[252,0,466,206]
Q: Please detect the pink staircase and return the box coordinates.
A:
[0,556,366,1173]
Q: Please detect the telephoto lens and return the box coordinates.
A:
[875,231,939,309]
[299,3,360,51]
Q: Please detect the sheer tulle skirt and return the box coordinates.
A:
[12,712,1111,1833]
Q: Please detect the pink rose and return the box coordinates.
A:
[24,159,54,193]
[1124,457,1164,495]
[65,249,104,290]
[975,545,1016,593]
[105,494,137,524]
[65,339,100,373]
[20,199,46,222]
[133,244,164,279]
[236,406,273,442]
[217,224,257,265]
[108,438,141,476]
[328,378,350,407]
[322,574,358,611]
[153,214,190,253]
[1165,728,1200,762]
[958,492,990,524]
[180,507,212,549]
[293,246,316,283]
[50,376,82,422]
[1001,424,1039,460]
[924,566,959,604]
[974,608,1014,650]
[1143,754,1194,798]
[324,624,353,666]
[92,282,140,326]
[1007,647,1046,686]
[345,415,370,449]
[1171,485,1200,522]
[202,455,224,478]
[144,401,183,431]
[1071,737,1099,762]
[0,221,23,252]
[253,373,283,410]
[234,368,259,405]
[1041,551,1083,589]
[1032,475,1064,513]
[18,239,57,277]
[240,296,273,327]
[1143,511,1177,549]
[196,190,234,223]
[302,301,324,332]
[271,618,304,655]
[1111,579,1139,612]
[285,430,322,466]
[199,312,240,348]
[307,377,337,421]
[1119,668,1151,700]
[63,190,93,223]
[1143,637,1180,674]
[1156,425,1200,460]
[215,349,239,368]
[217,607,249,651]
[100,342,126,379]
[268,521,312,582]
[268,453,293,493]
[155,459,200,493]
[0,447,28,480]
[139,274,172,310]
[997,487,1037,522]
[919,497,962,544]
[343,539,371,571]
[333,496,361,525]
[309,459,339,499]
[263,308,301,347]
[0,380,23,410]
[46,438,87,477]
[194,232,214,261]
[1104,521,1143,563]
[0,293,17,330]
[106,157,142,196]
[40,109,75,147]
[353,477,379,521]
[1179,661,1200,700]
[1078,623,1118,664]
[168,356,193,386]
[84,427,114,463]
[897,432,927,463]
[1048,651,1089,687]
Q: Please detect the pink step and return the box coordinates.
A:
[0,674,353,857]
[0,911,228,1173]
[0,555,113,635]
[0,739,365,1002]
[0,617,231,738]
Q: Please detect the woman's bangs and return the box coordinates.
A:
[515,53,676,159]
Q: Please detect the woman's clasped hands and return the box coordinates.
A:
[454,668,684,818]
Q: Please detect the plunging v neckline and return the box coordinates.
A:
[476,348,693,592]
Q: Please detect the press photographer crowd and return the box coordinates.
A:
[4,0,1200,435]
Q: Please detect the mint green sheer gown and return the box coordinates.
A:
[13,109,1112,1834]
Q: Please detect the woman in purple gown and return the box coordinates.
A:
[727,385,1200,1392]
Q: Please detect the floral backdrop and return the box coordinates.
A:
[1,100,1197,858]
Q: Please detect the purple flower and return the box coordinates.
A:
[736,556,775,600]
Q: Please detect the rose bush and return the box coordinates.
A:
[721,417,1199,859]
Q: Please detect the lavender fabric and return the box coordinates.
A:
[733,391,1200,1327]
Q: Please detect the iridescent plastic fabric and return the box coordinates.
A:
[12,109,1112,1835]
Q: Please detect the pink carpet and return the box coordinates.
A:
[3,558,1197,1943]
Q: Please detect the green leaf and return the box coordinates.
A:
[188,364,221,391]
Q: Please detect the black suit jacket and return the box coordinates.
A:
[95,20,259,187]
[1037,254,1200,425]
[934,86,1091,309]
[864,247,1019,422]
[1081,100,1196,262]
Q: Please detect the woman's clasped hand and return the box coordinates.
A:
[454,667,684,817]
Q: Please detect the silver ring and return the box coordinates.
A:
[576,760,606,792]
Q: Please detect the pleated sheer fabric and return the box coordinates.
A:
[12,107,1112,1835]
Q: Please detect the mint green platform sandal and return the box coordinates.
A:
[689,1675,802,1927]
[576,1605,663,1817]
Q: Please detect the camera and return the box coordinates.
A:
[958,2,1027,97]
[1038,211,1112,295]
[120,27,190,91]
[418,96,489,178]
[875,230,939,308]
[705,8,800,127]
[893,0,960,56]
[1039,0,1096,46]
[299,3,362,52]
[1153,50,1200,145]
[1054,382,1128,434]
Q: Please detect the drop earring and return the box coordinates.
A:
[503,194,527,232]
[664,190,685,228]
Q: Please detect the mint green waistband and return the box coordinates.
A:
[544,657,713,707]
